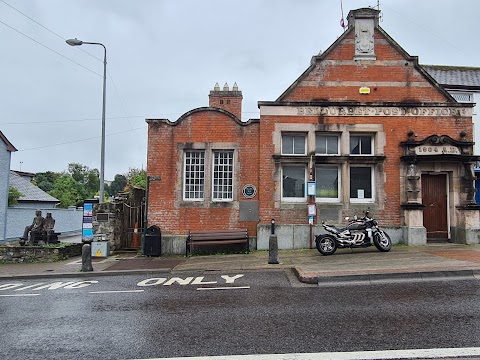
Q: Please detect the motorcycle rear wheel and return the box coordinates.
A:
[316,235,337,256]
[373,230,392,252]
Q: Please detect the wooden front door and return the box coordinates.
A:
[422,174,448,241]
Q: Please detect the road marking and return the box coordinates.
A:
[134,347,480,359]
[89,290,145,294]
[0,294,40,297]
[137,274,245,287]
[196,286,250,291]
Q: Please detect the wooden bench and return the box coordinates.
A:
[186,229,249,256]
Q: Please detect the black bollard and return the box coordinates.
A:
[81,243,93,272]
[268,219,279,264]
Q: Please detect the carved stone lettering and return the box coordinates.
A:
[295,106,470,117]
[414,145,461,155]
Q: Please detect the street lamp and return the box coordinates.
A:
[66,38,107,203]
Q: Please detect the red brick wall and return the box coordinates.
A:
[257,27,473,227]
[208,92,243,119]
[147,110,259,236]
[282,30,449,104]
[146,22,473,236]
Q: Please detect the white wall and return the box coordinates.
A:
[0,142,10,241]
[4,207,83,242]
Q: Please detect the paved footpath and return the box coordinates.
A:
[1,242,480,284]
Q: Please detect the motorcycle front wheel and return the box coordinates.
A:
[316,235,337,256]
[373,230,392,252]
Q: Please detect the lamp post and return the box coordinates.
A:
[66,38,107,203]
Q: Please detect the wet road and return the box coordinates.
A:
[0,270,479,359]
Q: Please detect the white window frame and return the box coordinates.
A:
[350,134,374,156]
[315,134,340,156]
[183,150,205,201]
[315,165,341,203]
[349,165,375,203]
[212,150,234,202]
[281,165,307,202]
[281,133,307,155]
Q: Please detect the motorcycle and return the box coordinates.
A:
[315,210,392,256]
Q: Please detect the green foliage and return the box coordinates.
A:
[67,163,99,198]
[48,174,86,208]
[8,186,23,206]
[109,174,128,195]
[33,171,59,193]
[31,163,145,208]
[126,168,146,189]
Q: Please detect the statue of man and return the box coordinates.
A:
[22,210,44,243]
[44,212,55,243]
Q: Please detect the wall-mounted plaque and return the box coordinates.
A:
[415,145,460,155]
[97,213,109,222]
[242,184,257,199]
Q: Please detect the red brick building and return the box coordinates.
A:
[146,8,480,254]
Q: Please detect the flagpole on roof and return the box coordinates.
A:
[340,0,346,31]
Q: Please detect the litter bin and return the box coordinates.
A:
[143,225,161,256]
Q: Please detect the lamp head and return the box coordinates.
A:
[66,38,83,46]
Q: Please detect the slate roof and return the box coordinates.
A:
[422,65,480,89]
[9,171,59,204]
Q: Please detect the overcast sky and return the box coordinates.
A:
[1,0,479,180]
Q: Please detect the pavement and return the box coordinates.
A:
[2,234,480,285]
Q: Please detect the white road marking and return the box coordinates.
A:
[137,274,245,287]
[133,347,480,359]
[0,294,40,297]
[196,286,250,291]
[89,290,145,294]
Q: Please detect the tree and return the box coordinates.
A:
[8,186,23,206]
[126,168,146,189]
[33,171,59,193]
[67,162,99,199]
[48,174,86,208]
[109,174,128,195]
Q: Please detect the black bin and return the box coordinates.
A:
[143,225,161,256]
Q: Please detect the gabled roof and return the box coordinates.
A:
[271,9,454,104]
[0,131,17,152]
[9,171,59,203]
[423,65,480,90]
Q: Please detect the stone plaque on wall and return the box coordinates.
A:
[354,18,375,60]
[239,201,259,221]
[318,208,340,223]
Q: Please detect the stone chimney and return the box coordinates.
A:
[347,8,380,61]
[209,82,243,119]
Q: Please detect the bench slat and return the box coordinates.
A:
[189,229,246,235]
[186,228,249,256]
[189,239,248,246]
[189,234,247,241]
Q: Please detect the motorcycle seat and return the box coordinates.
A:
[325,225,347,232]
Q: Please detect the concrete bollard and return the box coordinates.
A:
[268,234,279,264]
[81,243,93,272]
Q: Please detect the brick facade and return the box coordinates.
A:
[146,8,480,254]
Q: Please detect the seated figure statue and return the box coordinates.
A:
[44,212,56,243]
[21,210,45,244]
